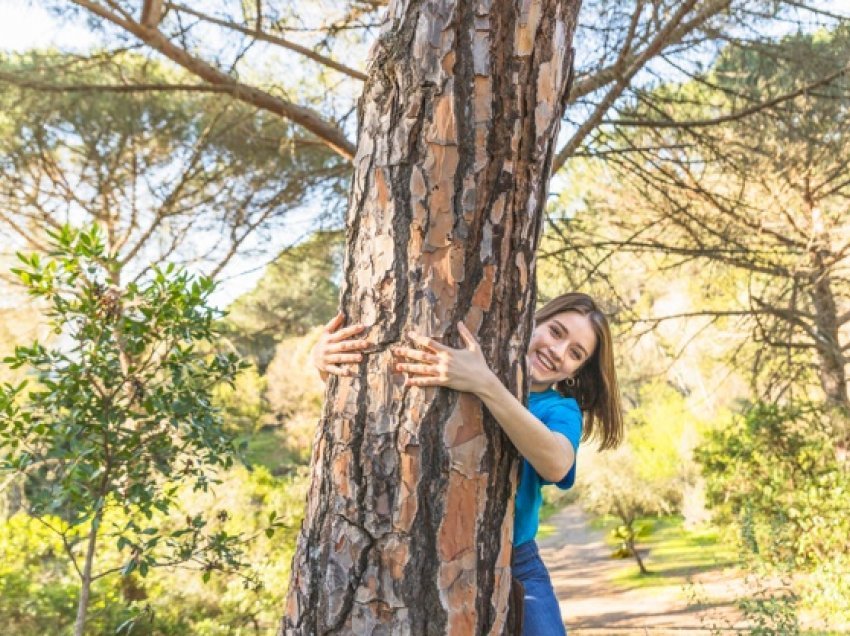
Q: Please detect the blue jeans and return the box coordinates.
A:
[512,541,567,636]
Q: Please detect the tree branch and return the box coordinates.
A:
[567,0,732,104]
[141,0,164,28]
[166,3,368,81]
[70,0,356,160]
[608,62,850,129]
[0,71,240,94]
[553,0,702,170]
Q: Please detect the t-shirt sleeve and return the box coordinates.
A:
[541,400,583,490]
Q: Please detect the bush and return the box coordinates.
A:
[696,402,850,625]
[0,225,249,634]
[0,465,309,635]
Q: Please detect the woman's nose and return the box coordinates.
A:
[552,341,570,362]
[548,343,566,363]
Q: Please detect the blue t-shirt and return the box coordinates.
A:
[513,388,583,547]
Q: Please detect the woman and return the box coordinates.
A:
[311,292,624,635]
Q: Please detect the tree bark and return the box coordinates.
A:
[809,261,849,418]
[806,204,849,414]
[281,0,580,634]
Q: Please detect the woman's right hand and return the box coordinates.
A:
[311,311,370,381]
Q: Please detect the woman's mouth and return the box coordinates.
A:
[534,351,556,372]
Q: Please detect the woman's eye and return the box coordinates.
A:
[571,350,581,361]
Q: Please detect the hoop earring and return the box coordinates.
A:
[564,377,577,387]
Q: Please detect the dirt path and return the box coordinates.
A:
[538,504,749,635]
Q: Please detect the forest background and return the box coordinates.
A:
[0,0,848,634]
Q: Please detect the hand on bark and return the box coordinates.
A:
[391,321,494,394]
[311,311,369,381]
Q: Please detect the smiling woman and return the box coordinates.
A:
[529,310,597,386]
[312,291,625,635]
[529,293,624,451]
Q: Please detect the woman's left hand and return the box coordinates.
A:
[391,321,495,395]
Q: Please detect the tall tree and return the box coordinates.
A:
[282,0,580,633]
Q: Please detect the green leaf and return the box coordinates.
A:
[121,559,137,576]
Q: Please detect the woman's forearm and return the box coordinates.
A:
[476,373,574,482]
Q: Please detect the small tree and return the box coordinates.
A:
[0,225,251,635]
[580,383,692,574]
[580,445,676,575]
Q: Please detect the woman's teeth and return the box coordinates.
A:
[537,352,554,371]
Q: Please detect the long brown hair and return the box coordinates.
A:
[534,292,624,450]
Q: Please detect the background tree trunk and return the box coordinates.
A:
[73,516,100,636]
[282,0,581,633]
[809,256,849,412]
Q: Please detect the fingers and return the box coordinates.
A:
[323,364,356,376]
[327,323,367,343]
[325,311,345,332]
[404,375,444,387]
[327,339,370,353]
[394,362,440,376]
[390,346,438,364]
[324,352,364,364]
[457,321,479,351]
[408,331,449,352]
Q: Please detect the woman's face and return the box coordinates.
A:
[527,311,597,391]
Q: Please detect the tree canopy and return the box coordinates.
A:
[0,51,346,282]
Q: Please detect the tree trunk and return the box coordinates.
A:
[625,529,649,576]
[281,0,580,634]
[74,516,100,636]
[804,195,849,415]
[810,271,849,411]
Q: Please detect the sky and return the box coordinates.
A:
[0,1,95,51]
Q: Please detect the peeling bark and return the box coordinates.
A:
[282,0,581,633]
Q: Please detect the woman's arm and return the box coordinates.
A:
[392,322,574,482]
[476,374,574,483]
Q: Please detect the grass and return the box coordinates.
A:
[592,515,739,589]
[239,427,309,475]
[537,522,558,540]
[537,486,580,539]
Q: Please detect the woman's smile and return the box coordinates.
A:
[533,350,557,373]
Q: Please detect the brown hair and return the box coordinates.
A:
[534,292,624,450]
